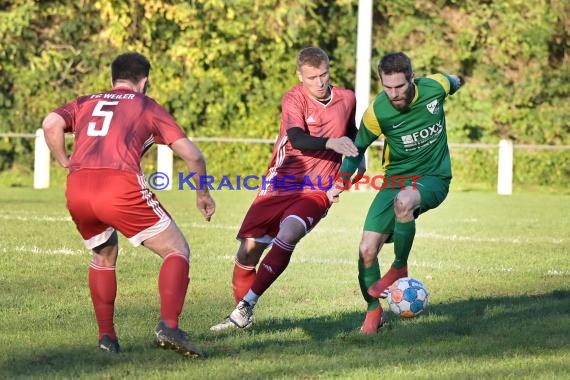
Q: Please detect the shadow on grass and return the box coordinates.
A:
[219,289,570,355]
[2,290,569,378]
[0,339,206,379]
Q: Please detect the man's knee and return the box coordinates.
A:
[394,189,420,221]
[236,239,266,266]
[359,240,379,263]
[235,249,249,264]
[359,231,391,265]
[276,216,306,245]
[142,222,190,258]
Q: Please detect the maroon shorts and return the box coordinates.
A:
[66,169,171,249]
[237,191,331,243]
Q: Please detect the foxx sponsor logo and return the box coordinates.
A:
[401,120,444,149]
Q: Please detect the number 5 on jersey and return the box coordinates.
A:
[87,100,119,136]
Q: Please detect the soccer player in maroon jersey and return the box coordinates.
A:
[210,47,363,331]
[41,52,215,357]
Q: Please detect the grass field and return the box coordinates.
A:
[1,187,569,379]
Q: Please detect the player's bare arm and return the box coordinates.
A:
[170,138,216,221]
[195,193,216,222]
[41,112,70,168]
[325,136,358,157]
[326,164,366,203]
[327,153,366,203]
[326,184,343,203]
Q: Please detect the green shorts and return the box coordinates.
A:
[363,175,450,237]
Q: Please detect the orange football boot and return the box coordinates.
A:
[359,306,386,335]
[367,265,408,299]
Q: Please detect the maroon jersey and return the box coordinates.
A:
[261,84,356,196]
[53,88,186,174]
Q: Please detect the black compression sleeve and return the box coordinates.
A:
[287,127,328,151]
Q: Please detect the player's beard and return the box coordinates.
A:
[390,83,415,112]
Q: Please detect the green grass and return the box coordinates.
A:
[1,188,569,379]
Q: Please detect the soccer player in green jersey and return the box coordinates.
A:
[327,52,463,335]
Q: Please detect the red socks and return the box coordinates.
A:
[88,263,117,340]
[232,259,256,304]
[251,238,294,297]
[158,252,189,329]
[89,252,189,338]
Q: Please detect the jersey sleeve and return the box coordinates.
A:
[52,99,79,133]
[281,91,306,131]
[337,104,381,181]
[442,73,462,95]
[149,101,186,145]
[425,73,461,96]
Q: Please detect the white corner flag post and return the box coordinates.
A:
[497,139,514,195]
[354,0,373,189]
[355,0,373,125]
[33,128,50,189]
[156,144,173,190]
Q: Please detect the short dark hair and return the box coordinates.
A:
[378,52,413,81]
[296,47,329,71]
[111,52,151,84]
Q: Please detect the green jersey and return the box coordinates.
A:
[341,74,457,181]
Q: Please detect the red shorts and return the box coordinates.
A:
[237,191,331,243]
[66,169,171,249]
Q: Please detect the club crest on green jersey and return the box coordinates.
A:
[426,99,440,114]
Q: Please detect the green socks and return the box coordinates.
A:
[392,220,416,269]
[358,258,380,310]
[358,220,415,310]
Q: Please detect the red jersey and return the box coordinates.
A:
[53,88,186,174]
[261,84,356,196]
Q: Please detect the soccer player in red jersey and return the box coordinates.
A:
[41,52,215,356]
[210,47,363,331]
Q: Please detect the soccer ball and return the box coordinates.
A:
[386,277,429,318]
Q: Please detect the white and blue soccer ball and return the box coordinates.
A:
[387,277,429,318]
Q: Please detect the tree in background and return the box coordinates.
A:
[0,0,568,183]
